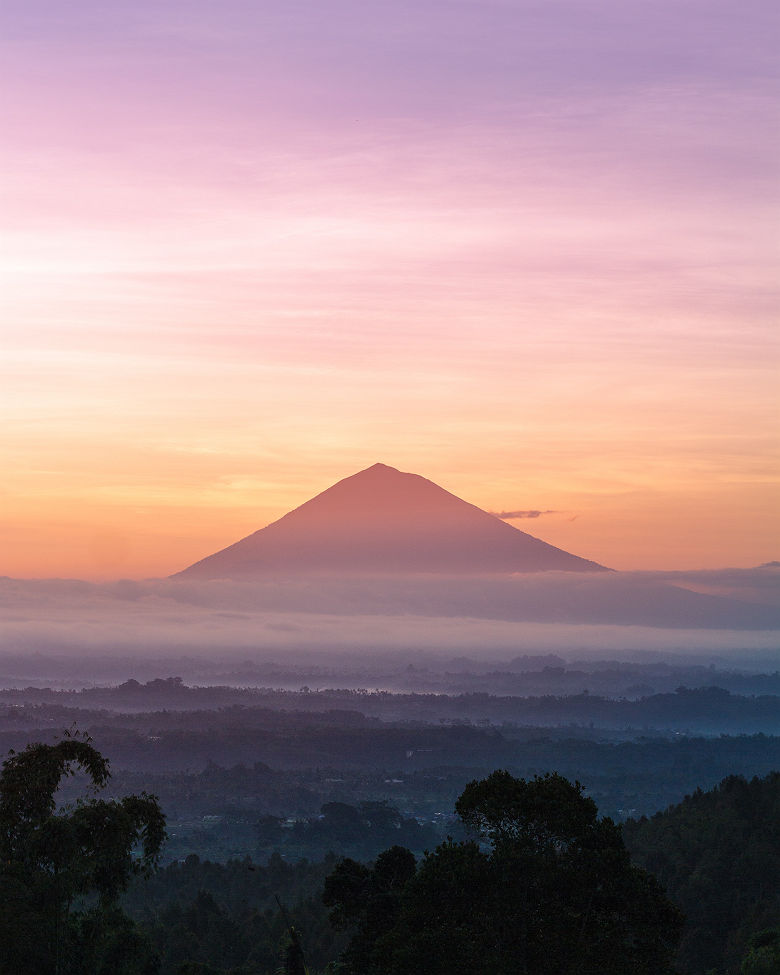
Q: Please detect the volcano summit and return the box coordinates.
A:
[175,464,607,578]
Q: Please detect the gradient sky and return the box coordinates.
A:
[2,0,778,578]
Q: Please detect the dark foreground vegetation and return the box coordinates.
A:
[625,772,780,974]
[0,733,165,974]
[320,770,682,975]
[1,735,779,975]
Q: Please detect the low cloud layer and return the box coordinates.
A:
[0,569,778,675]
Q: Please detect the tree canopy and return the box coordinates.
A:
[325,770,683,975]
[625,772,780,974]
[0,732,166,975]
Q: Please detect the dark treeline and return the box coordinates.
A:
[123,854,348,975]
[2,669,779,971]
[4,657,780,700]
[115,771,780,975]
[625,772,780,974]
[2,729,778,975]
[2,680,780,734]
[86,731,780,861]
[1,694,780,863]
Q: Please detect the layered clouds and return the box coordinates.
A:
[1,0,778,577]
[1,569,778,668]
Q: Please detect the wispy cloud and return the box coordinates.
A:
[492,509,559,520]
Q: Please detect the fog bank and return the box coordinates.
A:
[1,570,777,671]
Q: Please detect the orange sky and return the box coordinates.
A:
[1,0,778,579]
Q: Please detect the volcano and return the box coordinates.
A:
[175,463,608,578]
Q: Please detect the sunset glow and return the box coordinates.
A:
[2,0,778,578]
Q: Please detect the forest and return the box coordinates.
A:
[1,664,778,973]
[1,734,778,975]
[1,676,780,862]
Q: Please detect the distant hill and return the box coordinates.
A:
[175,463,607,578]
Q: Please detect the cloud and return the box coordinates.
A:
[1,566,778,657]
[492,509,559,520]
[0,571,778,693]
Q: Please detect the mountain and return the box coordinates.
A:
[175,463,608,578]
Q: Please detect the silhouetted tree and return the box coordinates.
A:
[323,845,416,974]
[325,771,682,975]
[0,732,165,974]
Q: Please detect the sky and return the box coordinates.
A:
[2,0,778,579]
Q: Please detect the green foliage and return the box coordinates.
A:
[456,768,599,847]
[0,733,165,975]
[127,853,347,974]
[324,771,682,975]
[323,846,416,973]
[625,773,780,974]
[741,928,780,975]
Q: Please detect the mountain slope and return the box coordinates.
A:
[175,463,607,578]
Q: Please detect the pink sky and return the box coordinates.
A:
[1,0,778,578]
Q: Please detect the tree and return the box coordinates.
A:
[0,732,166,974]
[325,771,682,975]
[323,845,417,974]
[624,772,780,973]
[742,929,780,975]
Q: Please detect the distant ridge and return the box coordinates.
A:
[175,463,608,578]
